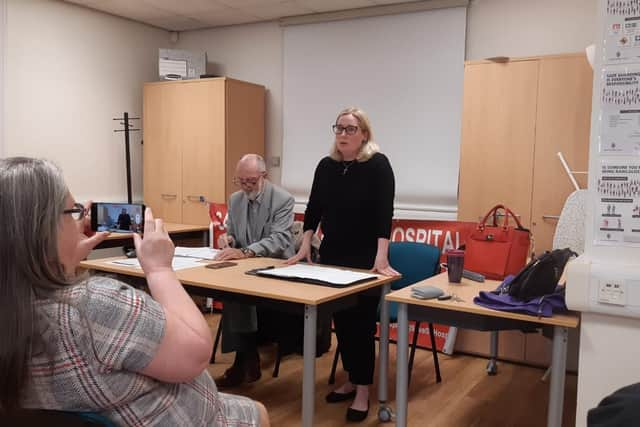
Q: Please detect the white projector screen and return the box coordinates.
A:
[282,7,466,219]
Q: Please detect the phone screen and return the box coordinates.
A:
[91,202,145,233]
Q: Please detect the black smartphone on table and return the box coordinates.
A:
[91,202,145,233]
[205,261,237,269]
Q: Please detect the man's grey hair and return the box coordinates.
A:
[239,154,267,174]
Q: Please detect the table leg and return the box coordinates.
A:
[302,304,317,427]
[395,303,409,427]
[378,283,392,421]
[487,330,499,375]
[547,326,568,427]
[378,283,391,401]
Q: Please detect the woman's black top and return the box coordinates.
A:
[303,152,395,269]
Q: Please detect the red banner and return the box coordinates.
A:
[377,320,449,350]
[390,219,476,261]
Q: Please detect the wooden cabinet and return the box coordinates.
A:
[143,77,265,225]
[456,53,592,366]
[458,53,592,255]
[530,56,592,253]
[458,59,539,229]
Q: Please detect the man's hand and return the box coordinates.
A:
[217,233,235,249]
[215,248,246,261]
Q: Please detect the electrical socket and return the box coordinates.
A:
[597,279,627,306]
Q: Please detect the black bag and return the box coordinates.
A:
[506,248,577,301]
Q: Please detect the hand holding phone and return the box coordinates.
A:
[91,202,145,232]
[71,200,110,267]
[132,208,174,275]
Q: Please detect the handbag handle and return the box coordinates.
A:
[479,204,526,230]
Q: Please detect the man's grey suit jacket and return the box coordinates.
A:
[226,180,295,258]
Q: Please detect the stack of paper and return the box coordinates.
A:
[174,246,220,260]
[253,264,378,287]
[108,256,205,271]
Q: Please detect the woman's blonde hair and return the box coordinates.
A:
[329,107,380,162]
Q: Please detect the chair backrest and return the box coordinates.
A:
[552,189,588,255]
[388,242,441,290]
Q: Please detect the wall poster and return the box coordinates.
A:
[600,65,640,155]
[596,160,640,245]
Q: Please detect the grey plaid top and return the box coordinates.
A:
[22,276,221,426]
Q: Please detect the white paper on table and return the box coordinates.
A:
[174,246,220,260]
[255,264,378,286]
[108,256,205,271]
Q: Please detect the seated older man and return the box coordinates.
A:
[215,154,295,388]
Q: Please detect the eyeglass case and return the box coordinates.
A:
[410,285,444,300]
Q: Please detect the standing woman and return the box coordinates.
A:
[287,107,398,422]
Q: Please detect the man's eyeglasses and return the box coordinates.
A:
[232,175,263,186]
[332,124,359,135]
[63,203,86,221]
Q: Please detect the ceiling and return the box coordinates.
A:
[62,0,421,31]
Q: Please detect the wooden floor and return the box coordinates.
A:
[205,313,577,427]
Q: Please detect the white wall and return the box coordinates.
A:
[3,0,599,196]
[5,0,167,202]
[175,22,284,184]
[176,0,599,189]
[466,0,598,60]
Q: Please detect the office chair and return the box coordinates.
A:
[328,241,442,386]
[552,189,587,255]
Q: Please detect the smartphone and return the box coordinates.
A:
[205,261,237,269]
[91,202,145,233]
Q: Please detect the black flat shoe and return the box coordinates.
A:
[346,401,369,422]
[325,390,357,403]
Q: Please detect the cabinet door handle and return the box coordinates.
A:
[542,215,560,220]
[186,195,203,202]
[161,193,177,199]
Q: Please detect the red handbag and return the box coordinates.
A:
[464,205,531,280]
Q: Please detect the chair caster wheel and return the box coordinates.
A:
[378,406,395,422]
[486,360,498,375]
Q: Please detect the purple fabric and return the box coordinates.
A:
[473,278,568,317]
